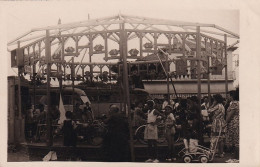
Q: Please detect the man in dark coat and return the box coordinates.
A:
[102,105,129,162]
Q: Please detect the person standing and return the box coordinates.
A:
[164,105,177,161]
[144,100,163,163]
[208,94,226,158]
[102,104,129,162]
[225,89,239,163]
[57,111,78,147]
[188,96,204,145]
[201,96,210,110]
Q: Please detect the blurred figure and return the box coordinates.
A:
[162,94,169,110]
[73,103,82,121]
[201,96,210,110]
[82,102,94,123]
[153,98,162,112]
[132,101,146,128]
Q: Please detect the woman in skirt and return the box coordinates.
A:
[208,94,226,158]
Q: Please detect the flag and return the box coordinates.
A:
[58,94,66,124]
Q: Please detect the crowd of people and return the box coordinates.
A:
[131,88,239,163]
[23,88,239,163]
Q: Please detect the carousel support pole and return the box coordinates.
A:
[207,55,211,105]
[59,19,63,98]
[33,59,36,110]
[121,24,135,162]
[17,41,22,119]
[196,26,202,108]
[17,41,25,143]
[166,53,170,102]
[224,34,228,97]
[208,40,213,104]
[45,30,53,147]
[72,57,75,111]
[89,35,93,82]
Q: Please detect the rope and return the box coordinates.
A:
[156,48,178,99]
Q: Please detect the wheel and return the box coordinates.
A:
[183,155,192,163]
[200,156,209,163]
[135,125,147,144]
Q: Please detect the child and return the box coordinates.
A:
[57,111,77,147]
[144,100,163,163]
[182,116,200,153]
[164,105,177,161]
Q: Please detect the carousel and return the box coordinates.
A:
[8,13,239,161]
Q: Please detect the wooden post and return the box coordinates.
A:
[224,34,228,97]
[72,57,75,111]
[208,40,213,104]
[89,35,93,82]
[166,53,170,102]
[17,41,25,143]
[121,24,135,161]
[140,35,143,57]
[45,30,53,146]
[33,50,36,110]
[59,20,63,98]
[17,41,22,120]
[196,26,202,107]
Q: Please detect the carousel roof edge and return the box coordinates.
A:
[8,13,239,46]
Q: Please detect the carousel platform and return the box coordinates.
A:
[20,136,211,162]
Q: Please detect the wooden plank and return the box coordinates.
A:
[122,14,215,27]
[184,26,235,38]
[214,25,239,39]
[127,29,196,35]
[31,20,124,31]
[201,33,224,44]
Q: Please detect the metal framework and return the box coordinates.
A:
[8,13,239,161]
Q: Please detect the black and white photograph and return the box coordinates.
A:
[0,0,259,166]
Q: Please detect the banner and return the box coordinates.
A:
[58,94,66,124]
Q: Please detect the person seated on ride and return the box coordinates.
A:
[73,103,82,121]
[182,115,200,154]
[82,102,94,123]
[132,101,146,129]
[37,104,47,124]
[56,111,78,147]
[164,105,177,161]
[77,112,90,140]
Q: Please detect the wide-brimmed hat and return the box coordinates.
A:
[164,105,173,110]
